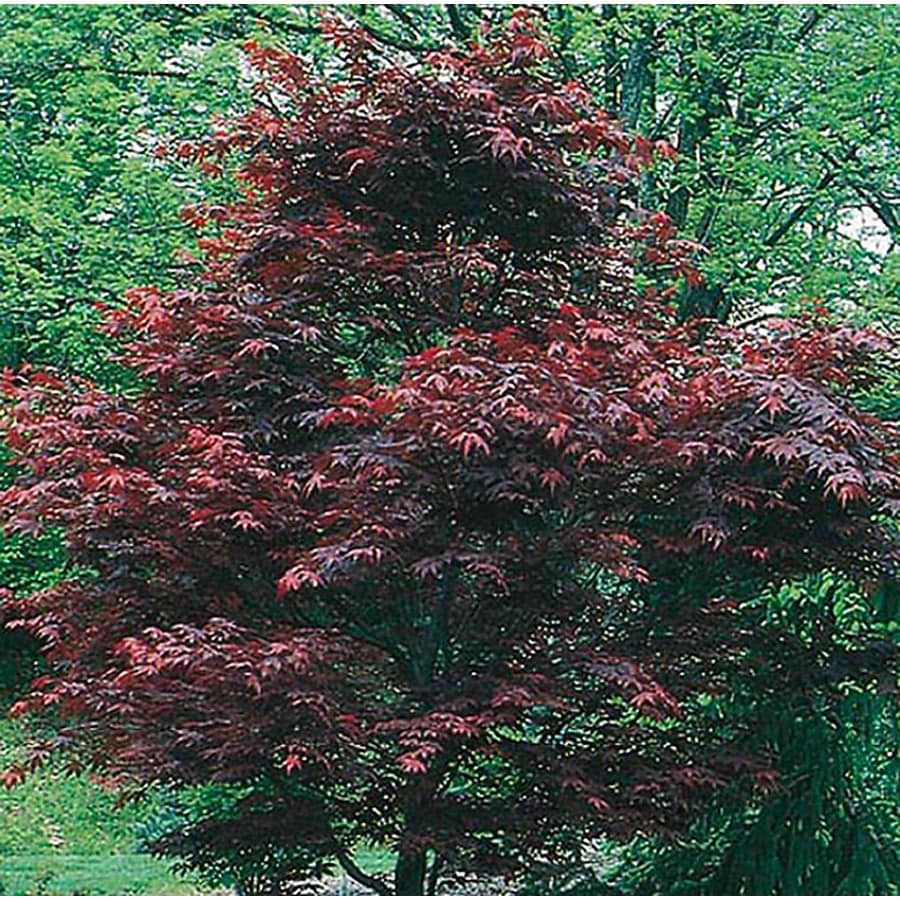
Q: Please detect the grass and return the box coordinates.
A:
[0,714,397,894]
[0,719,160,856]
[0,716,209,894]
[0,854,202,896]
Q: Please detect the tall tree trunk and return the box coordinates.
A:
[597,5,620,111]
[618,13,658,209]
[666,117,696,229]
[394,846,427,895]
[394,778,430,895]
[393,585,452,895]
[619,20,654,129]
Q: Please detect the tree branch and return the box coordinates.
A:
[248,9,320,37]
[762,168,839,249]
[848,184,899,238]
[746,100,806,140]
[817,144,899,238]
[792,7,831,48]
[350,15,441,54]
[383,6,418,30]
[446,5,471,42]
[333,842,392,895]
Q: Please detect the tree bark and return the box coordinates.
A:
[619,21,654,128]
[394,846,427,895]
[395,779,429,894]
[596,6,620,112]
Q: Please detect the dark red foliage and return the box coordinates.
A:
[1,12,897,894]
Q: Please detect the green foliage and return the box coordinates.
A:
[0,5,317,380]
[594,570,900,896]
[0,718,156,856]
[137,781,393,894]
[0,717,208,893]
[553,5,900,320]
[599,694,899,895]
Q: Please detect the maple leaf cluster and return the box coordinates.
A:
[1,10,897,893]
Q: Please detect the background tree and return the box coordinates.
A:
[0,5,290,377]
[2,14,897,895]
[333,5,900,325]
[3,5,897,361]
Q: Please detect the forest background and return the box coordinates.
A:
[0,4,897,895]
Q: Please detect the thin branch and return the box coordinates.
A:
[249,9,321,37]
[761,168,839,250]
[3,62,191,80]
[818,145,899,238]
[847,183,899,237]
[383,6,417,29]
[746,100,806,140]
[650,98,678,141]
[792,7,830,48]
[333,843,392,895]
[350,15,441,54]
[446,5,471,42]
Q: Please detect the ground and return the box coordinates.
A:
[0,718,206,894]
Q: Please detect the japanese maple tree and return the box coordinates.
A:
[1,12,898,895]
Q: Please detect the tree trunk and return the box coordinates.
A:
[619,14,658,210]
[619,23,653,129]
[394,847,427,896]
[597,5,619,112]
[393,764,434,894]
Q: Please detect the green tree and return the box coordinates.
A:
[550,5,900,321]
[0,5,327,378]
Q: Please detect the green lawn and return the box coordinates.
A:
[0,854,202,896]
[0,717,210,894]
[0,716,397,894]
